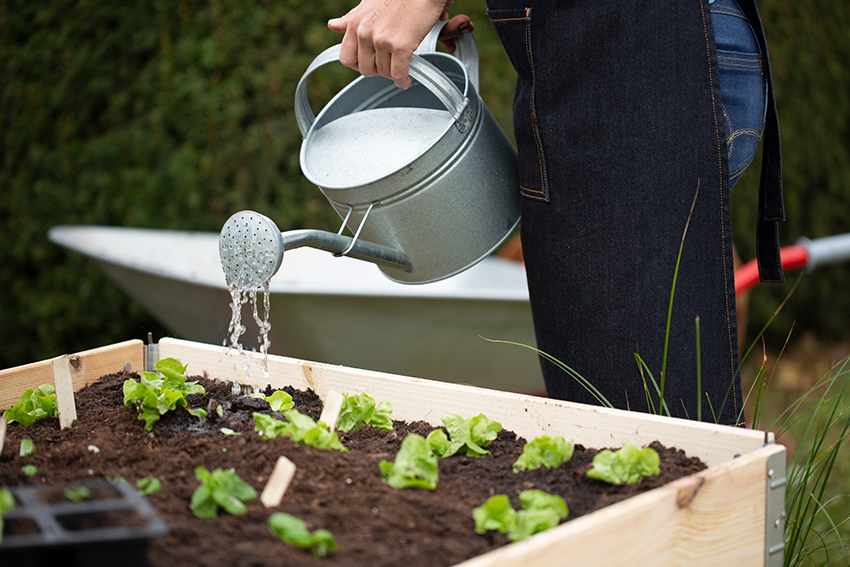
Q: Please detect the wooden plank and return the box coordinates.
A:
[159,338,770,468]
[457,443,782,567]
[0,340,145,410]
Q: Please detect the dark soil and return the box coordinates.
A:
[1,372,706,566]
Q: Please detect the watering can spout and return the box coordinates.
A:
[282,229,412,271]
[219,210,411,289]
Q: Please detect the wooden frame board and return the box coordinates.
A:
[1,337,785,566]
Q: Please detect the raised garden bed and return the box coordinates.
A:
[1,338,786,566]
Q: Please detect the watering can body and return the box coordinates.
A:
[294,29,520,284]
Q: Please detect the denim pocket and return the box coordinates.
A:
[711,0,767,186]
[487,7,550,201]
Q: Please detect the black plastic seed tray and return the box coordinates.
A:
[0,480,168,567]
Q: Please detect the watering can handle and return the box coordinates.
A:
[415,20,479,93]
[295,44,470,137]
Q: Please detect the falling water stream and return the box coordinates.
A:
[224,280,272,384]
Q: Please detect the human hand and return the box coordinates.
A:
[328,0,472,89]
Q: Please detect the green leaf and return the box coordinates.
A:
[267,390,294,412]
[431,413,502,458]
[473,494,517,535]
[122,357,205,431]
[191,467,256,518]
[1,486,15,515]
[0,486,14,545]
[473,489,568,541]
[268,513,338,557]
[22,465,38,477]
[379,434,439,490]
[19,438,35,457]
[513,436,574,473]
[587,442,661,485]
[64,486,91,502]
[254,412,291,440]
[426,429,451,456]
[2,385,58,426]
[135,477,161,496]
[187,408,207,419]
[336,393,393,432]
[254,410,347,452]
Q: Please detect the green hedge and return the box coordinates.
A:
[1,0,848,369]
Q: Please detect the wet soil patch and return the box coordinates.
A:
[1,372,706,566]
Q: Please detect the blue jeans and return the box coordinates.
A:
[711,0,767,187]
[487,0,745,423]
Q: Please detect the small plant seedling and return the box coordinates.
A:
[268,512,338,558]
[473,489,568,542]
[379,433,439,490]
[19,438,35,457]
[248,390,295,412]
[123,358,205,431]
[253,411,347,452]
[136,477,161,496]
[513,436,574,473]
[336,393,393,432]
[191,466,257,518]
[427,413,502,458]
[3,385,58,426]
[587,441,660,485]
[22,465,37,477]
[64,486,91,502]
[0,486,14,544]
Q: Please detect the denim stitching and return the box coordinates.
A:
[521,7,548,201]
[703,0,739,421]
[710,6,746,18]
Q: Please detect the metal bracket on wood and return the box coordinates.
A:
[144,332,159,373]
[765,448,786,567]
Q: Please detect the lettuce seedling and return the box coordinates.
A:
[427,413,502,458]
[22,465,37,477]
[65,486,91,502]
[513,435,574,473]
[0,487,14,544]
[248,390,295,412]
[586,441,660,485]
[123,358,205,430]
[136,477,162,496]
[253,411,347,452]
[336,393,393,432]
[379,433,439,490]
[191,466,257,518]
[268,512,338,558]
[3,384,57,426]
[19,438,35,457]
[473,489,568,542]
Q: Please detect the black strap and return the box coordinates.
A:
[739,0,785,283]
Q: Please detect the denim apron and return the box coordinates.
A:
[486,0,783,424]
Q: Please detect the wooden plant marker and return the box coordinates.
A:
[0,418,7,456]
[52,355,77,429]
[260,455,297,508]
[319,390,344,433]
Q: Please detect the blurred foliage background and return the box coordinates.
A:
[1,0,848,369]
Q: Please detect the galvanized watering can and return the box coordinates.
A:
[220,24,520,288]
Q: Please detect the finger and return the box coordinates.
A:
[389,52,412,90]
[338,28,360,70]
[356,38,378,77]
[439,14,472,41]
